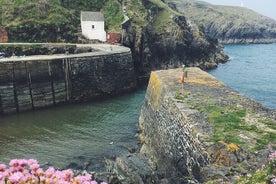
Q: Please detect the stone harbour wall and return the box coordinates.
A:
[0,44,136,115]
[138,70,210,182]
[106,67,275,184]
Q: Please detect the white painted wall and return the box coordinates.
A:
[81,21,106,42]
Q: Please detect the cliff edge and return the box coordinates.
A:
[166,0,276,44]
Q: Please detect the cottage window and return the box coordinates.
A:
[92,25,95,29]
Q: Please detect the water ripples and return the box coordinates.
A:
[209,43,276,109]
[0,88,146,170]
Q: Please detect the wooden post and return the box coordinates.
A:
[28,72,34,109]
[12,61,19,113]
[48,61,56,105]
[25,61,34,110]
[0,88,3,114]
[63,58,71,102]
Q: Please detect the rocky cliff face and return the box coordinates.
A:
[122,0,228,79]
[1,0,229,79]
[167,0,276,44]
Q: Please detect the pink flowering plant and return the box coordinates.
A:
[237,151,276,184]
[0,159,107,184]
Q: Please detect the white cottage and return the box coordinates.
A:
[80,11,106,42]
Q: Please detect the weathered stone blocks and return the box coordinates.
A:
[138,68,210,182]
[0,45,136,115]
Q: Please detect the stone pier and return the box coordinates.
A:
[106,67,275,184]
[0,44,136,115]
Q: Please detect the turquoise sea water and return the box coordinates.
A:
[0,43,275,172]
[0,88,146,171]
[208,44,276,109]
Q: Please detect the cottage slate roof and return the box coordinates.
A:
[81,11,104,21]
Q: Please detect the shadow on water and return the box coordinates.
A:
[0,87,147,172]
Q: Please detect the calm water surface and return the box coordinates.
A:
[0,88,146,171]
[1,43,275,171]
[209,44,276,109]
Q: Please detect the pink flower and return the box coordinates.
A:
[18,159,28,167]
[28,159,38,166]
[3,158,109,184]
[1,170,10,179]
[9,159,20,167]
[30,163,40,171]
[73,173,93,184]
[0,164,6,172]
[271,177,276,184]
[8,171,24,183]
[35,168,44,176]
[12,165,24,172]
[261,164,266,170]
[45,177,54,183]
[83,173,92,181]
[269,151,276,161]
[62,169,74,181]
[45,166,55,178]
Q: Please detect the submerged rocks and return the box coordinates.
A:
[105,154,154,184]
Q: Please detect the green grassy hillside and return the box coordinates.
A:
[0,0,228,76]
[167,0,276,43]
[0,0,123,42]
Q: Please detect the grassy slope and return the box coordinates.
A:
[149,0,180,34]
[182,1,273,25]
[0,0,124,42]
[168,0,276,41]
[0,0,205,42]
[1,0,73,26]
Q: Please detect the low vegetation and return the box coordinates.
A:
[174,83,276,184]
[0,0,124,42]
[165,0,276,43]
[0,0,200,43]
[169,0,274,26]
[195,104,276,152]
[238,151,276,184]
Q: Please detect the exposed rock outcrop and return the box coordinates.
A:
[166,0,276,44]
[2,0,229,79]
[122,0,229,79]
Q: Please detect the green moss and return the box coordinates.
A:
[196,104,275,151]
[261,119,276,129]
[198,106,246,144]
[174,91,190,100]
